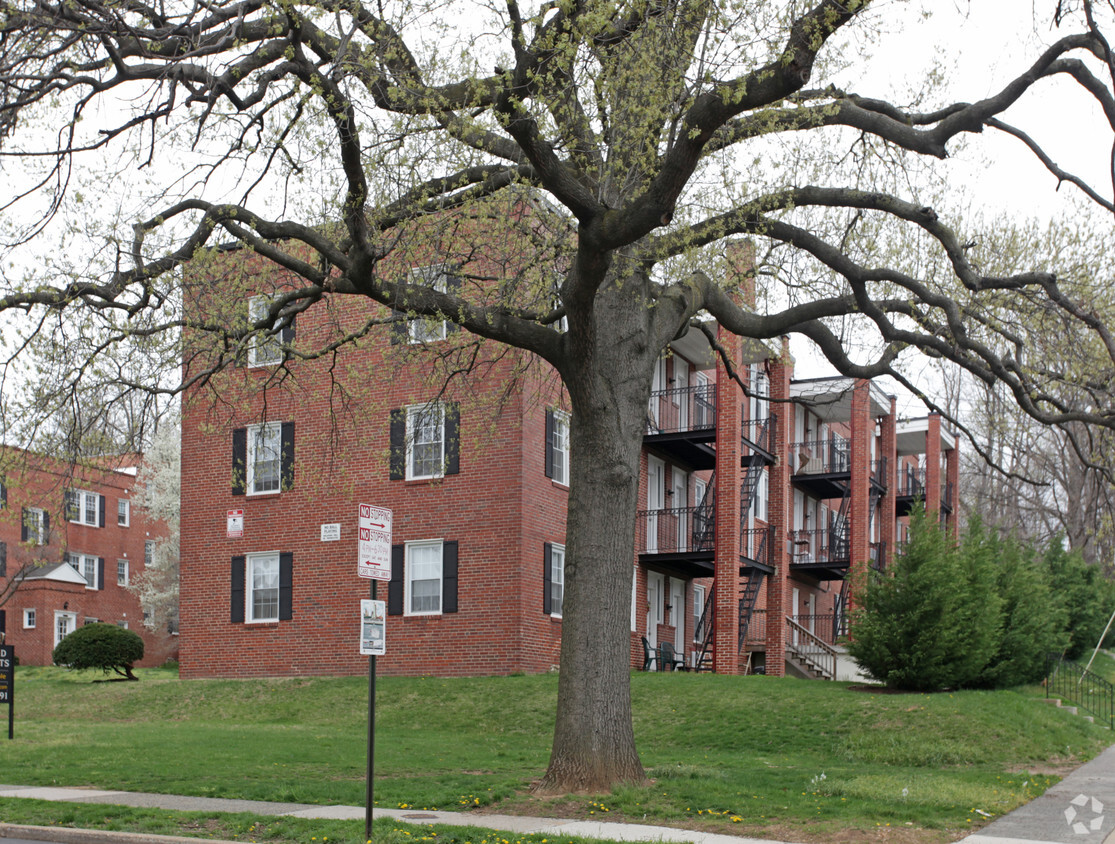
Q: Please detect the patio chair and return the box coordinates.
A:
[658,641,689,672]
[640,636,657,671]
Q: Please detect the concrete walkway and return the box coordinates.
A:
[4,745,1115,844]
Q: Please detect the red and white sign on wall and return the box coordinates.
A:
[357,504,392,581]
[227,509,244,538]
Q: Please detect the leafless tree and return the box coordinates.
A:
[3,0,1115,792]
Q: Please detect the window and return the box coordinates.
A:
[21,507,48,545]
[117,499,130,527]
[145,540,155,568]
[247,295,293,366]
[544,542,565,617]
[387,540,459,617]
[545,409,570,486]
[232,421,294,495]
[247,552,279,622]
[117,558,129,586]
[66,489,104,527]
[84,617,99,625]
[0,541,5,577]
[66,552,101,590]
[116,620,129,629]
[230,552,293,623]
[389,403,460,481]
[23,608,35,629]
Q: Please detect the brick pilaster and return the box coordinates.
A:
[763,338,792,677]
[879,397,897,570]
[925,413,942,518]
[713,323,743,675]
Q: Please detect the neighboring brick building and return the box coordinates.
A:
[178,223,957,680]
[0,450,178,667]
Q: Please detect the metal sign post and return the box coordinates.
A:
[358,504,392,843]
[0,644,14,739]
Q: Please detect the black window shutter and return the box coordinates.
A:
[230,556,246,623]
[281,421,295,490]
[389,309,408,345]
[544,410,555,479]
[389,410,406,480]
[64,489,77,521]
[1,480,6,507]
[43,510,50,543]
[98,495,106,528]
[442,540,459,614]
[279,552,294,620]
[0,609,5,636]
[445,403,460,475]
[543,542,552,615]
[388,545,404,615]
[281,315,296,345]
[445,270,462,334]
[232,427,247,495]
[97,557,105,590]
[0,541,6,577]
[20,507,28,542]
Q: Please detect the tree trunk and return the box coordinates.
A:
[535,269,658,793]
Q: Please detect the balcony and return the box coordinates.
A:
[740,527,774,573]
[645,385,717,469]
[636,505,715,577]
[741,415,776,465]
[789,526,850,580]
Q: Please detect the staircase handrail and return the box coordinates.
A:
[1045,653,1114,728]
[786,616,837,680]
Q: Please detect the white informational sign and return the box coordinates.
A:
[321,523,341,542]
[360,599,386,656]
[357,503,393,581]
[227,509,244,538]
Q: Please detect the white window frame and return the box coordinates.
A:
[549,543,565,618]
[117,498,130,527]
[117,558,129,586]
[246,551,280,623]
[69,489,100,526]
[405,539,444,616]
[145,540,155,568]
[66,551,99,590]
[247,421,283,495]
[407,265,450,344]
[406,404,446,481]
[117,620,129,629]
[551,410,570,486]
[693,583,706,643]
[23,608,35,629]
[24,507,46,545]
[248,295,284,366]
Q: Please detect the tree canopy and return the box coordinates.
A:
[3,0,1115,791]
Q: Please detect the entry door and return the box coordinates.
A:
[695,371,711,427]
[674,357,690,429]
[649,356,667,429]
[646,572,665,651]
[670,578,686,655]
[647,456,665,553]
[54,611,77,648]
[672,469,688,550]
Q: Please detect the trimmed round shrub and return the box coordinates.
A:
[52,622,145,680]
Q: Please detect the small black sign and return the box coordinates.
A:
[0,644,13,705]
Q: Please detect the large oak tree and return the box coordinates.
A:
[3,0,1115,792]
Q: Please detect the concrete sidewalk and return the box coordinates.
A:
[4,744,1115,844]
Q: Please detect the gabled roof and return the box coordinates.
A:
[20,562,88,585]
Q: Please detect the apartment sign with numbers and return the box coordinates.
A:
[358,504,392,580]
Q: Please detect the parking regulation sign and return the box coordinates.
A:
[358,504,392,580]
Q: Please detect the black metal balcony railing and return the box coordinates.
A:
[872,456,888,488]
[741,415,773,453]
[789,526,850,564]
[791,437,850,475]
[636,505,715,555]
[895,467,926,497]
[647,385,716,434]
[870,540,887,572]
[741,527,770,567]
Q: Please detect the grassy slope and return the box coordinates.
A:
[0,666,1108,843]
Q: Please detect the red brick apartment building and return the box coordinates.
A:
[0,450,178,666]
[178,220,958,680]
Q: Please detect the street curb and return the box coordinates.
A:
[0,823,241,844]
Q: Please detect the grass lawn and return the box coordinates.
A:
[0,666,1108,844]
